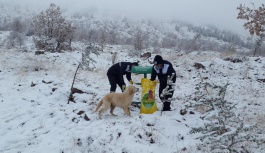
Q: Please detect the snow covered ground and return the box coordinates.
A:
[0,45,265,153]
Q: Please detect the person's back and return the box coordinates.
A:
[107,63,119,75]
[107,62,131,75]
[107,62,138,92]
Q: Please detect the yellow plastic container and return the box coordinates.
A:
[140,78,157,114]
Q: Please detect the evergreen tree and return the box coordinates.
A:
[31,3,75,51]
[80,43,102,71]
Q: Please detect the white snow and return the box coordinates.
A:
[0,42,265,153]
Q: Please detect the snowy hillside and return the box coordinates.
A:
[0,43,265,152]
[0,1,264,152]
[0,1,253,53]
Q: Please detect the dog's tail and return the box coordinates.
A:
[93,99,103,113]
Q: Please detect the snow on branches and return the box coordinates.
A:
[81,43,102,71]
[187,81,264,153]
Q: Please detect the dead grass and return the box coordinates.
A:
[219,51,239,58]
[256,113,265,129]
[194,105,208,114]
[163,51,220,64]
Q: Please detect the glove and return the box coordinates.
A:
[122,85,126,92]
[129,80,133,85]
[152,80,159,84]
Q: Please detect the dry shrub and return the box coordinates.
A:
[190,51,221,62]
[15,54,49,76]
[220,50,239,58]
[194,105,208,113]
[14,52,76,81]
[256,113,265,128]
[169,50,244,65]
[164,51,222,64]
[153,47,161,54]
[162,52,179,61]
[193,54,216,63]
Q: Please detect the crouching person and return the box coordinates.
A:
[107,62,139,93]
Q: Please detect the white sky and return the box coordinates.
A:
[5,0,264,36]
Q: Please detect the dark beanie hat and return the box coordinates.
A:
[153,55,163,65]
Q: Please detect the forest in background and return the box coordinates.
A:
[0,2,259,54]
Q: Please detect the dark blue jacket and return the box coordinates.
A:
[150,60,176,82]
[107,62,133,85]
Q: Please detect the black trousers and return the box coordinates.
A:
[158,75,176,110]
[107,74,123,92]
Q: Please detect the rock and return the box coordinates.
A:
[140,52,151,58]
[193,63,205,69]
[84,114,90,121]
[77,110,85,115]
[35,51,45,55]
[180,109,187,115]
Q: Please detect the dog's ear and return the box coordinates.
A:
[129,86,134,95]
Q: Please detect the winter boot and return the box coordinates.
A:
[162,102,171,111]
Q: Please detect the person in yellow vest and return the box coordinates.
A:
[150,55,176,111]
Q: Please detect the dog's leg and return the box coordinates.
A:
[98,102,110,119]
[128,108,131,116]
[110,104,117,116]
[123,107,131,117]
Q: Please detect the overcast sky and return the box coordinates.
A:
[6,0,264,36]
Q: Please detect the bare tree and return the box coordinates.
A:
[190,33,202,51]
[88,29,97,41]
[133,28,144,50]
[161,33,177,49]
[7,18,26,49]
[237,4,265,36]
[11,18,25,33]
[111,51,118,65]
[253,34,264,55]
[109,29,117,45]
[237,3,265,55]
[99,27,107,48]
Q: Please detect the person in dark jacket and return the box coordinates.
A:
[150,55,176,111]
[107,62,139,93]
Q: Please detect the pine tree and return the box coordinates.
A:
[31,3,75,51]
[80,43,102,71]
